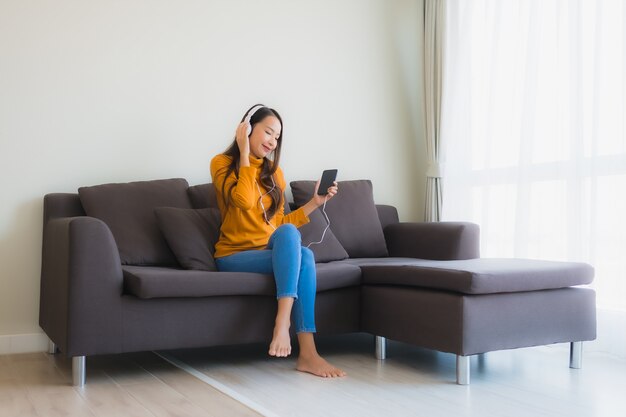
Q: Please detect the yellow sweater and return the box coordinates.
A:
[210,154,310,258]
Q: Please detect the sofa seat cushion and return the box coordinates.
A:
[315,262,362,291]
[343,258,594,295]
[123,262,362,299]
[123,266,274,298]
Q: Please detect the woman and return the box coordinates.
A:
[210,104,346,378]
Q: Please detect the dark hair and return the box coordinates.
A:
[218,104,284,221]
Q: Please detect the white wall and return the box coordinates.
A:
[0,0,425,350]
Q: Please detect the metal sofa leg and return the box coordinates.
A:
[570,341,583,369]
[456,355,470,385]
[72,356,86,387]
[48,339,58,354]
[375,336,386,360]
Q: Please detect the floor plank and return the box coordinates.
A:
[123,380,218,417]
[0,378,39,417]
[130,352,259,417]
[74,369,156,417]
[27,389,97,417]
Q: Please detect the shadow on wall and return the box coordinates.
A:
[0,197,45,335]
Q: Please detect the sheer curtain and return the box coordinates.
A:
[440,0,626,311]
[423,0,446,221]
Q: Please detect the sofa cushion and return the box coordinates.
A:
[78,178,192,266]
[155,207,222,271]
[290,180,388,258]
[123,266,275,298]
[315,262,362,292]
[188,183,293,213]
[187,183,218,209]
[299,209,349,263]
[122,262,362,299]
[348,257,594,295]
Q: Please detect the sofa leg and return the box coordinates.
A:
[570,341,583,369]
[456,355,470,385]
[72,356,86,387]
[375,336,386,360]
[47,339,58,354]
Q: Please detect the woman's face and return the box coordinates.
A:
[249,115,281,159]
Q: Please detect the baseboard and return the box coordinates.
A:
[0,332,49,355]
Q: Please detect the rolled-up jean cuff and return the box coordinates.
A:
[277,293,298,299]
[296,328,317,334]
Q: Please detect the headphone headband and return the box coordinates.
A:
[245,105,265,123]
[245,104,265,136]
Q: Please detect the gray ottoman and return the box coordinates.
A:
[353,258,596,384]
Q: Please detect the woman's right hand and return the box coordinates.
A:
[236,122,251,157]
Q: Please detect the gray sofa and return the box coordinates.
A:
[39,178,596,386]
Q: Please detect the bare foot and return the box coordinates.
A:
[268,320,291,357]
[296,353,346,378]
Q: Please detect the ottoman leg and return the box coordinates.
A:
[570,342,583,369]
[375,336,386,360]
[457,355,470,385]
[48,339,58,354]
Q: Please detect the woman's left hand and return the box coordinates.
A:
[312,180,338,207]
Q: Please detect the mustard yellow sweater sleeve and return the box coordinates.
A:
[273,166,310,228]
[210,154,258,210]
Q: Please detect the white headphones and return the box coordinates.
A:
[255,178,277,231]
[243,105,277,229]
[245,104,265,136]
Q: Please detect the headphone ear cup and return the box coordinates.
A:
[246,124,252,137]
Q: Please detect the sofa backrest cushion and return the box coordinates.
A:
[155,207,222,271]
[299,209,349,263]
[78,178,192,266]
[376,205,400,230]
[188,183,218,209]
[290,180,388,258]
[189,182,292,214]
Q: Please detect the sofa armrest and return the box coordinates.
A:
[39,216,124,357]
[384,222,480,260]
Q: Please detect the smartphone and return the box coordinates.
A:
[317,169,338,195]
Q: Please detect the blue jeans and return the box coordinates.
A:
[215,224,317,333]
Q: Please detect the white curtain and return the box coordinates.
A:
[441,0,626,311]
[423,0,446,222]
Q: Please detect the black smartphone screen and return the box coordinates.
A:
[317,169,338,195]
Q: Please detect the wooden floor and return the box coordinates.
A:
[1,334,625,417]
[0,348,259,417]
[161,334,626,417]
